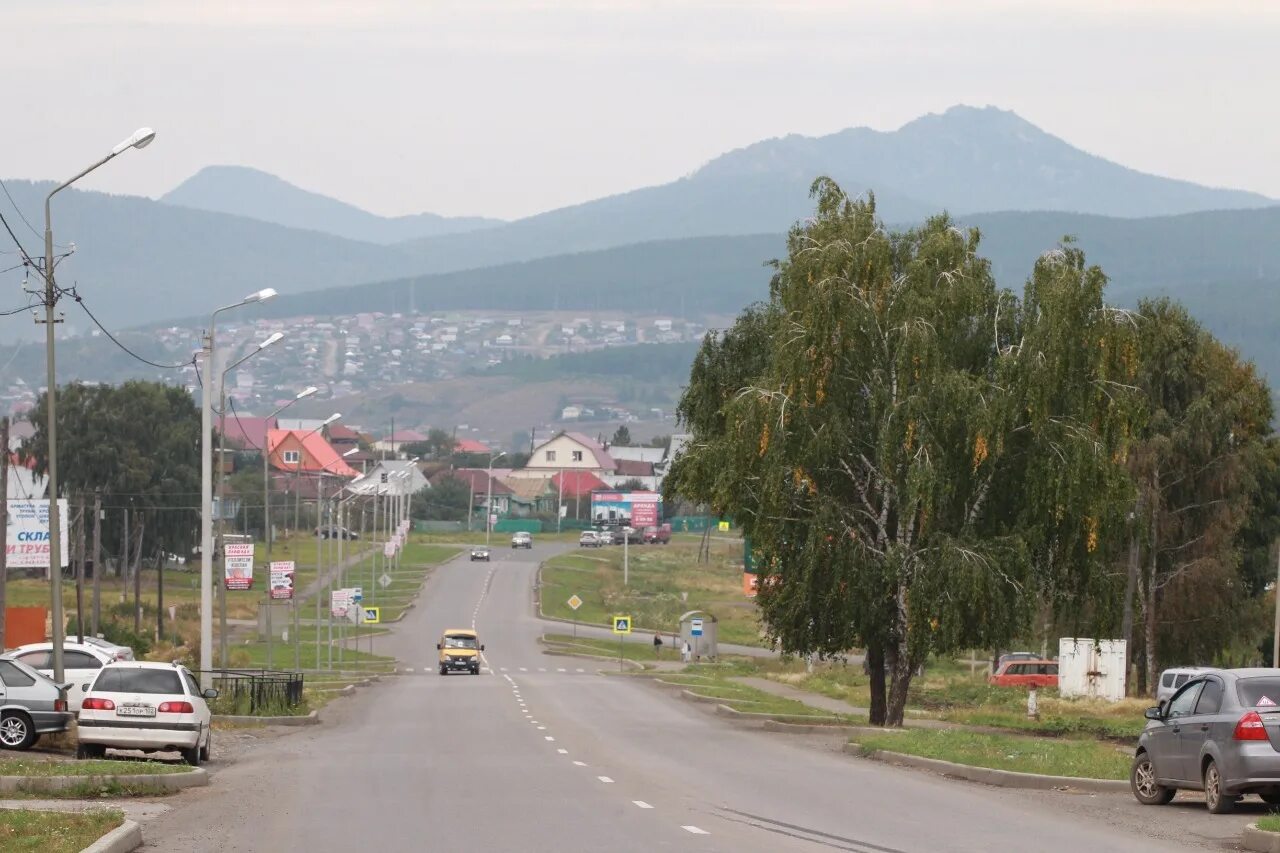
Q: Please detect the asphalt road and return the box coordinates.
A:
[139,541,1257,851]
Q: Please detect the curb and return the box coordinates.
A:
[213,710,320,727]
[841,742,1128,793]
[762,719,869,735]
[0,766,209,794]
[1243,825,1280,853]
[81,818,143,853]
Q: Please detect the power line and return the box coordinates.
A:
[68,289,196,370]
[0,178,40,242]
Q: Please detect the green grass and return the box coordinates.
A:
[853,729,1130,780]
[0,758,190,777]
[543,633,686,664]
[0,809,124,852]
[540,539,764,646]
[1258,815,1280,833]
[656,669,866,721]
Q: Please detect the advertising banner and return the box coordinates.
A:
[383,541,396,558]
[589,491,662,528]
[269,561,295,600]
[331,588,352,618]
[224,543,255,590]
[4,499,69,573]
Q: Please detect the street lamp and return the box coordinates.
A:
[314,445,358,670]
[200,287,277,687]
[485,451,507,546]
[214,332,284,667]
[43,127,155,683]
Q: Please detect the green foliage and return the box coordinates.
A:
[23,381,201,560]
[668,178,1141,724]
[611,425,633,447]
[411,480,471,522]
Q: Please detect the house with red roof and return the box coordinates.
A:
[454,438,491,455]
[266,429,360,500]
[220,415,277,452]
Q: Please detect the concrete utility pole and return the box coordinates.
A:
[0,416,8,648]
[43,127,155,683]
[91,490,101,637]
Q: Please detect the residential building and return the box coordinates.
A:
[266,429,360,499]
[501,475,557,517]
[516,432,616,477]
[372,429,429,455]
[431,468,514,516]
[346,460,429,496]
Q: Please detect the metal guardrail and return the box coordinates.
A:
[197,669,305,713]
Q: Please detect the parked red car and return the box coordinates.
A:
[642,524,672,544]
[987,659,1059,688]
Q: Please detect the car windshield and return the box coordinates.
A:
[93,668,183,695]
[444,636,478,649]
[1237,677,1280,709]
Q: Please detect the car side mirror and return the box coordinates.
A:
[81,683,90,691]
[203,688,219,700]
[481,645,486,652]
[1144,707,1163,721]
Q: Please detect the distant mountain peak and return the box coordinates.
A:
[161,165,503,244]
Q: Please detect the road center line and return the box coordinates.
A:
[573,761,587,767]
[557,748,568,754]
[633,801,653,809]
[682,826,709,835]
[545,736,555,741]
[597,776,614,784]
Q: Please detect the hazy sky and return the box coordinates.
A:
[3,1,1276,220]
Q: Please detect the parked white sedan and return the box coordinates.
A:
[76,662,217,766]
[10,642,115,712]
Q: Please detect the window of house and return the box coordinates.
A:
[572,451,584,462]
[545,450,557,462]
[283,450,301,465]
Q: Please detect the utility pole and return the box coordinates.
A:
[75,497,85,643]
[0,416,8,648]
[91,490,101,636]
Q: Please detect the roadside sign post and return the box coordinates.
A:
[612,615,632,671]
[567,594,583,639]
[691,617,703,660]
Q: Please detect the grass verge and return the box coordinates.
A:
[542,633,686,664]
[540,539,763,646]
[0,809,124,852]
[657,670,866,721]
[1258,815,1280,833]
[853,729,1130,780]
[0,758,189,777]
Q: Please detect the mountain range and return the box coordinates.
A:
[1,104,1275,372]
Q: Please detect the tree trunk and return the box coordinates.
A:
[1121,514,1141,690]
[884,636,914,728]
[866,642,886,725]
[1142,472,1160,697]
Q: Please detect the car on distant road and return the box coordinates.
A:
[511,531,533,549]
[987,659,1059,688]
[1131,668,1280,813]
[598,528,625,545]
[642,525,671,544]
[76,661,217,766]
[0,655,73,751]
[578,531,601,548]
[470,546,490,562]
[11,641,116,712]
[624,527,644,545]
[315,525,360,540]
[437,629,484,675]
[1157,666,1216,705]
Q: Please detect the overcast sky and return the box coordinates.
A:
[3,1,1276,220]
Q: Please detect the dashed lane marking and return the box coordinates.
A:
[633,801,653,809]
[597,776,614,784]
[557,668,566,672]
[682,827,709,835]
[405,668,414,673]
[544,736,555,741]
[557,749,568,754]
[573,761,587,767]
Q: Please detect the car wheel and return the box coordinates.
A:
[471,667,479,675]
[1204,759,1235,814]
[439,665,447,675]
[200,732,211,763]
[1262,793,1280,805]
[182,743,202,767]
[75,742,106,760]
[1130,752,1175,805]
[0,712,36,751]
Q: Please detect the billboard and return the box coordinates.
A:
[589,491,662,528]
[269,561,295,600]
[224,542,255,590]
[4,499,70,573]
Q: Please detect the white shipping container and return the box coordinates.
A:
[1058,638,1127,701]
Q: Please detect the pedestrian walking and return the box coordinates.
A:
[682,640,692,663]
[653,633,663,658]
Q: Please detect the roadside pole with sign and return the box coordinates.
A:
[691,617,704,660]
[567,594,583,639]
[612,614,632,671]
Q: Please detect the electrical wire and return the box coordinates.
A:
[69,290,196,370]
[0,300,36,317]
[0,178,40,242]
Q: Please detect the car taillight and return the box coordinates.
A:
[158,701,194,714]
[82,697,115,711]
[53,699,67,712]
[1235,710,1269,741]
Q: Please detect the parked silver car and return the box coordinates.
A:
[1132,668,1280,813]
[0,655,74,750]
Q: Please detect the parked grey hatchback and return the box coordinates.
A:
[0,655,73,750]
[1133,668,1280,813]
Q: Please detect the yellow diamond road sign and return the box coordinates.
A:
[363,607,380,624]
[612,615,632,635]
[567,595,583,611]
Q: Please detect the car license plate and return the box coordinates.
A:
[117,704,156,717]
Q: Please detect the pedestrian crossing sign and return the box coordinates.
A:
[363,607,380,624]
[612,615,632,635]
